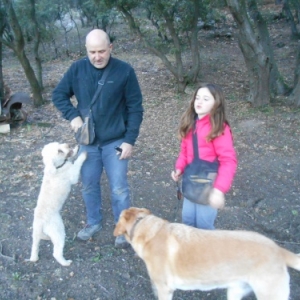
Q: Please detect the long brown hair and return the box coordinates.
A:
[178,83,229,141]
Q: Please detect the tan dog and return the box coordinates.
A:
[114,207,300,300]
[28,142,86,266]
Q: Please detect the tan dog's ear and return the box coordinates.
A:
[140,208,151,215]
[113,208,151,237]
[128,207,151,216]
[113,218,126,236]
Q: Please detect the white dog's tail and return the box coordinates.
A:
[281,248,300,271]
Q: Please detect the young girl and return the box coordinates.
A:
[171,83,237,229]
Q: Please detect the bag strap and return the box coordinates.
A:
[89,60,113,108]
[192,120,219,167]
[192,121,200,160]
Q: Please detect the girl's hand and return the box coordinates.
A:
[171,169,182,182]
[209,188,225,209]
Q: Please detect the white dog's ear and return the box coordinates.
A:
[42,152,57,175]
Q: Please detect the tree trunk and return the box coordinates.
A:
[0,10,5,110]
[248,0,289,96]
[16,49,44,105]
[288,78,300,106]
[0,40,4,111]
[187,0,201,83]
[227,0,271,106]
[70,12,83,55]
[282,0,300,38]
[3,0,44,106]
[288,43,300,106]
[59,13,71,57]
[28,0,43,89]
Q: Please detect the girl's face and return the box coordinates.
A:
[194,87,215,119]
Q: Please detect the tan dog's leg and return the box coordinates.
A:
[44,215,72,266]
[153,282,174,300]
[250,272,290,300]
[227,283,252,300]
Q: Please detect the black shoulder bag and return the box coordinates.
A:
[75,62,112,145]
[181,122,219,205]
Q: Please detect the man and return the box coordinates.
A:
[52,29,143,248]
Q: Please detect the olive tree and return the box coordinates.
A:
[227,0,271,106]
[0,4,5,110]
[104,0,214,92]
[1,0,44,106]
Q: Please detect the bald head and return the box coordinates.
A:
[85,29,112,69]
[86,29,111,47]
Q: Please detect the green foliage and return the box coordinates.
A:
[12,272,22,281]
[0,3,7,44]
[73,0,119,41]
[113,1,192,51]
[106,0,224,54]
[0,0,227,92]
[2,0,62,46]
[104,0,217,89]
[105,0,228,90]
[105,0,140,10]
[92,252,103,262]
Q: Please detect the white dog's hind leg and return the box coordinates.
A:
[45,215,72,267]
[29,221,43,262]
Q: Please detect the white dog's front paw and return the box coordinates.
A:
[79,151,87,161]
[73,145,79,155]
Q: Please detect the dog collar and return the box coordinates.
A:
[56,159,68,169]
[129,217,144,241]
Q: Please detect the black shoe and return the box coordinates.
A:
[77,224,102,240]
[115,235,130,249]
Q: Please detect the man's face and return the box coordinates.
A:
[86,41,112,69]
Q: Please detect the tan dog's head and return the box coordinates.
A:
[114,207,151,237]
[42,142,78,174]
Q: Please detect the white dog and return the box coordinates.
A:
[28,142,86,266]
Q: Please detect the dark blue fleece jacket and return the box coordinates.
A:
[52,57,143,146]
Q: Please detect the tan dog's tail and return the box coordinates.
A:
[281,248,300,271]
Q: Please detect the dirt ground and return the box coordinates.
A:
[1,6,300,300]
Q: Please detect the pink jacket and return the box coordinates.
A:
[175,115,237,193]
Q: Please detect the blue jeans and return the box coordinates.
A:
[79,139,130,225]
[182,197,217,229]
